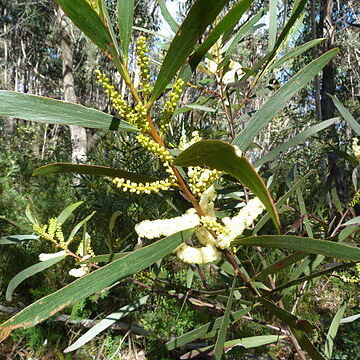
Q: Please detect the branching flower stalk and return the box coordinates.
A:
[95,37,265,288]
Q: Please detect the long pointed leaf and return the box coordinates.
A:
[0,229,193,342]
[158,0,179,33]
[329,94,360,136]
[214,275,237,359]
[255,118,339,167]
[233,49,339,149]
[235,235,360,261]
[174,140,281,233]
[34,163,157,183]
[6,255,67,301]
[0,91,137,132]
[189,0,253,68]
[324,303,347,359]
[64,295,149,352]
[149,0,228,104]
[57,201,84,225]
[181,335,285,359]
[117,0,135,60]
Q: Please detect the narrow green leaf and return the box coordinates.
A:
[117,0,135,60]
[253,171,315,234]
[236,0,307,84]
[0,91,137,132]
[343,216,360,226]
[269,38,326,71]
[6,255,67,301]
[338,225,359,242]
[158,0,179,33]
[233,49,339,150]
[253,252,307,281]
[149,0,228,104]
[157,307,252,354]
[268,0,277,51]
[329,94,360,136]
[55,0,124,75]
[273,262,356,293]
[341,314,360,324]
[57,201,83,225]
[67,212,96,244]
[189,0,253,67]
[235,235,360,261]
[64,295,149,352]
[174,140,281,233]
[34,163,157,183]
[324,303,347,359]
[260,299,326,360]
[181,335,285,359]
[296,171,314,238]
[0,235,39,245]
[255,118,339,167]
[222,8,267,56]
[0,229,192,342]
[214,275,237,360]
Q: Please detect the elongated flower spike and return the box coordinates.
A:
[136,36,151,98]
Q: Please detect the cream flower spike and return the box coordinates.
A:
[175,243,219,264]
[39,251,67,262]
[352,138,360,162]
[135,209,200,239]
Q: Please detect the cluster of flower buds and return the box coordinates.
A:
[33,219,67,251]
[113,176,176,195]
[95,69,150,132]
[188,167,222,197]
[160,78,185,133]
[200,216,229,236]
[136,36,151,97]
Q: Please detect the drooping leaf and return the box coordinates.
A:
[55,0,124,75]
[260,299,326,360]
[174,140,281,233]
[253,171,315,233]
[268,0,277,51]
[67,212,96,244]
[341,314,360,324]
[0,229,193,342]
[57,201,84,225]
[181,335,285,359]
[34,163,157,183]
[156,307,252,354]
[235,235,360,261]
[324,303,347,359]
[273,262,356,293]
[253,252,307,281]
[236,0,307,84]
[0,235,39,245]
[329,94,360,136]
[117,0,135,60]
[254,118,339,167]
[6,255,67,301]
[0,91,137,132]
[214,275,237,359]
[149,0,229,104]
[158,0,179,33]
[222,8,267,56]
[269,38,326,71]
[233,48,339,150]
[64,295,149,352]
[189,0,253,68]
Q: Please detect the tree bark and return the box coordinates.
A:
[57,6,87,164]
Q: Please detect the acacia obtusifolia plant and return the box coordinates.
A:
[1,0,360,359]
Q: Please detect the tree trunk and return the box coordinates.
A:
[57,6,87,164]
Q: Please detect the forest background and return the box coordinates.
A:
[0,0,360,359]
